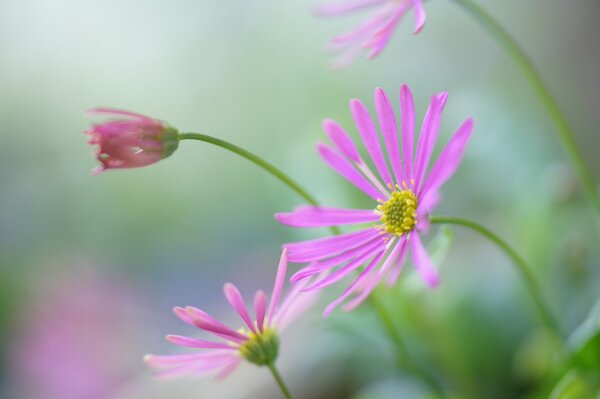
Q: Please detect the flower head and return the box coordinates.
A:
[85,108,179,174]
[314,0,426,68]
[144,250,318,379]
[276,84,474,315]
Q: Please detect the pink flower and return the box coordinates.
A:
[144,250,318,379]
[85,108,179,174]
[276,85,474,316]
[314,0,426,68]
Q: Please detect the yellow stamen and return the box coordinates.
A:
[376,187,418,236]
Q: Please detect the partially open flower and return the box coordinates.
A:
[314,0,426,68]
[276,85,474,315]
[144,250,319,379]
[85,108,179,174]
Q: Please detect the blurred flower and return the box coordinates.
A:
[276,85,473,315]
[314,0,426,68]
[145,249,319,379]
[10,266,144,399]
[85,108,179,174]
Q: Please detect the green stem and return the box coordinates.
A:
[178,132,340,235]
[370,293,446,398]
[267,362,294,399]
[430,216,563,342]
[450,0,600,216]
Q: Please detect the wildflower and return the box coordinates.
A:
[276,84,474,315]
[144,250,318,379]
[85,108,179,174]
[314,0,426,68]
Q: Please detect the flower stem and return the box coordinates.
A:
[178,132,340,235]
[449,0,600,216]
[267,362,294,399]
[429,216,563,342]
[370,293,446,398]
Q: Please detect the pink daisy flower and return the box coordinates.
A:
[314,0,426,68]
[276,84,474,316]
[85,108,179,174]
[144,250,319,379]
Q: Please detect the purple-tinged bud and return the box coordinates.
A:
[85,108,178,174]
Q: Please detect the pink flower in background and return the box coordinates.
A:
[276,84,473,315]
[85,108,179,174]
[145,250,319,379]
[314,0,426,68]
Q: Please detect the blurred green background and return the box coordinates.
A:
[1,0,599,398]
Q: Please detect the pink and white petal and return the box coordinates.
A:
[343,237,403,310]
[144,350,236,367]
[329,4,394,47]
[275,206,380,227]
[323,119,362,163]
[284,227,376,252]
[413,92,448,190]
[290,235,385,283]
[412,0,426,33]
[366,2,412,59]
[350,99,394,186]
[215,358,243,381]
[317,142,383,201]
[166,335,235,350]
[419,118,474,198]
[323,250,385,316]
[268,249,288,321]
[254,290,267,332]
[410,233,440,287]
[302,244,386,291]
[399,84,416,182]
[184,306,247,343]
[173,306,195,326]
[385,237,410,286]
[314,0,388,17]
[285,227,382,263]
[223,283,257,333]
[374,87,403,184]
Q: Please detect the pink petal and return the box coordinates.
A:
[344,237,405,310]
[328,4,393,48]
[275,206,380,227]
[144,350,236,367]
[268,249,288,321]
[173,306,195,326]
[285,227,381,263]
[166,335,235,350]
[366,2,412,59]
[317,142,383,201]
[215,358,243,381]
[385,236,410,286]
[323,119,362,163]
[399,84,415,183]
[302,244,385,291]
[419,118,474,198]
[413,92,448,191]
[314,0,388,17]
[350,99,393,186]
[374,87,403,185]
[284,227,377,253]
[273,276,321,330]
[184,306,247,343]
[223,283,257,333]
[254,290,267,332]
[290,235,384,283]
[412,0,426,33]
[410,233,440,287]
[323,250,385,316]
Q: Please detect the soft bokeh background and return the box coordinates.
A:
[1,0,599,398]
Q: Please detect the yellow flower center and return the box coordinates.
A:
[239,328,279,366]
[377,187,418,236]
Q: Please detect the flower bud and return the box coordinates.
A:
[239,329,280,366]
[85,108,178,174]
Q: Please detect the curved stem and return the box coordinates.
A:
[178,132,340,235]
[370,293,446,398]
[450,0,600,216]
[267,362,294,399]
[430,216,563,341]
